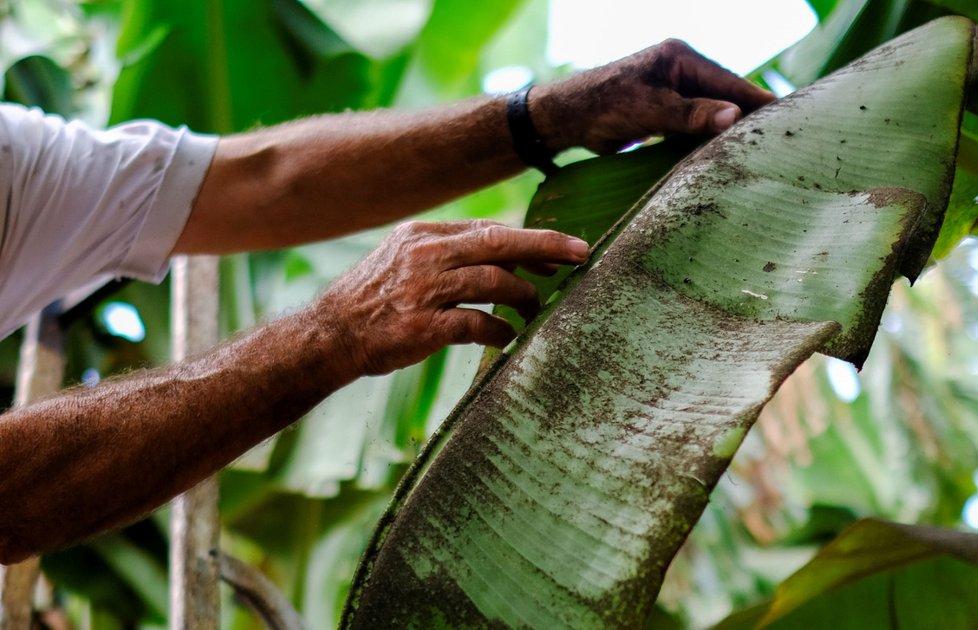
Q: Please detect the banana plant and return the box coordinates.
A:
[341,16,976,628]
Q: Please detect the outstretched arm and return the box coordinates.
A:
[174,39,773,254]
[0,221,587,563]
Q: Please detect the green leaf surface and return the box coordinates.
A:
[416,0,525,85]
[926,0,978,21]
[271,0,352,61]
[526,141,699,244]
[301,0,434,59]
[932,166,978,258]
[778,0,871,86]
[111,0,395,131]
[779,0,915,87]
[806,0,844,21]
[713,519,978,629]
[493,138,701,338]
[89,535,169,621]
[932,117,978,257]
[42,545,150,623]
[3,55,73,116]
[395,0,528,101]
[342,17,974,628]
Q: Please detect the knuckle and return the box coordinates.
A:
[391,221,415,238]
[680,99,701,127]
[394,220,430,239]
[433,270,458,299]
[482,265,509,288]
[406,240,437,264]
[659,38,690,55]
[391,235,441,268]
[470,219,501,231]
[535,229,568,255]
[438,313,470,345]
[449,319,472,344]
[480,224,510,252]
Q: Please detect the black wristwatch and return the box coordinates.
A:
[506,85,558,176]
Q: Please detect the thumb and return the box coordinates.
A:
[680,98,742,135]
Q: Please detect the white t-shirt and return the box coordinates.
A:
[0,103,219,338]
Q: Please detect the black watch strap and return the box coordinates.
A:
[506,85,558,176]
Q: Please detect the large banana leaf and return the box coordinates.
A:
[341,17,974,628]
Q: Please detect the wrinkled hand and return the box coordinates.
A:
[321,220,589,376]
[532,39,776,154]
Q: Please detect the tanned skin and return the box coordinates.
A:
[0,40,773,564]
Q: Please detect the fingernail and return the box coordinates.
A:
[713,107,739,131]
[568,238,590,258]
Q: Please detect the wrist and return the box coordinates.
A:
[507,86,558,175]
[309,288,373,384]
[526,82,577,154]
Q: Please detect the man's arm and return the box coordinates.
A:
[174,39,773,254]
[0,221,586,563]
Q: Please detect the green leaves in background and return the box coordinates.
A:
[934,114,978,258]
[111,0,386,132]
[778,0,947,89]
[714,519,978,630]
[806,0,844,21]
[2,55,73,116]
[408,0,527,93]
[41,522,170,625]
[926,0,978,21]
[343,17,975,628]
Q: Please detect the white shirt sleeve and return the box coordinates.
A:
[0,103,219,337]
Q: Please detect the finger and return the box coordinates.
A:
[656,92,744,136]
[436,266,540,321]
[442,225,589,268]
[434,219,509,234]
[439,308,517,349]
[675,47,775,112]
[393,218,506,238]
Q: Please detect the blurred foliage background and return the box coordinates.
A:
[1,0,977,628]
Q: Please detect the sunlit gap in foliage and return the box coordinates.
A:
[762,69,797,97]
[881,311,903,334]
[81,368,100,388]
[965,470,978,530]
[826,357,860,403]
[482,66,534,95]
[102,301,146,342]
[547,0,817,74]
[967,239,978,297]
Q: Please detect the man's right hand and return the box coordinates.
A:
[319,220,590,377]
[532,38,776,155]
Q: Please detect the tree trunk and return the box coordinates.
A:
[169,256,221,630]
[1,307,67,629]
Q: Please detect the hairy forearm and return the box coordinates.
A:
[0,217,588,563]
[175,97,525,254]
[173,41,775,255]
[0,307,352,563]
